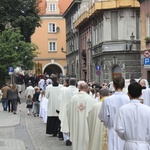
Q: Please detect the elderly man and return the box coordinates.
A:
[67,81,95,150]
[139,79,150,106]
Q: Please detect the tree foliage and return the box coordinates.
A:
[0,28,38,83]
[0,0,41,42]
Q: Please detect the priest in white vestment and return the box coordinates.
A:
[114,82,150,150]
[139,79,150,106]
[45,74,63,136]
[99,77,130,150]
[59,78,78,145]
[67,81,95,150]
[88,89,109,150]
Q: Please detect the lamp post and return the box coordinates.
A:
[61,47,66,53]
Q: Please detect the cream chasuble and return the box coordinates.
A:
[67,91,95,150]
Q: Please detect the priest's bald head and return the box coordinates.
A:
[78,81,89,93]
[139,79,146,89]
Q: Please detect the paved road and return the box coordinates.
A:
[0,87,72,150]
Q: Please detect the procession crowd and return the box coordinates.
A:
[0,72,150,150]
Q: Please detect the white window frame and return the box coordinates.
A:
[48,42,56,52]
[48,23,56,33]
[49,4,56,11]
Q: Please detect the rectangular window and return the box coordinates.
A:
[111,11,118,40]
[50,4,56,11]
[49,42,56,51]
[49,23,56,33]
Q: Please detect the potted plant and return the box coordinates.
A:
[144,37,150,44]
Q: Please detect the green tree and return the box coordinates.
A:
[0,0,41,42]
[0,28,38,86]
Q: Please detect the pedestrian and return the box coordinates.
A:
[59,78,78,146]
[7,84,13,113]
[17,92,21,111]
[26,95,33,115]
[0,89,2,101]
[24,72,30,89]
[9,83,19,114]
[67,81,95,150]
[99,76,130,150]
[45,74,63,137]
[24,83,35,99]
[114,82,150,150]
[32,87,40,117]
[38,76,45,90]
[88,88,109,150]
[1,83,9,111]
[139,79,150,106]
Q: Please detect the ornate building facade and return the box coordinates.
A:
[32,0,72,77]
[64,0,141,84]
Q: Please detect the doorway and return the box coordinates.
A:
[112,65,122,79]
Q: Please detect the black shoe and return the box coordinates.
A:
[53,134,57,137]
[66,140,72,146]
[13,112,17,114]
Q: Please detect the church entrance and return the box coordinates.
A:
[44,64,62,78]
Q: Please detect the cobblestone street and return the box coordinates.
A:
[0,91,72,150]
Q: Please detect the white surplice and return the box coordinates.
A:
[59,85,78,133]
[88,102,107,150]
[67,91,95,150]
[42,97,48,123]
[114,100,150,150]
[46,84,63,117]
[99,92,130,150]
[140,88,150,106]
[39,94,44,118]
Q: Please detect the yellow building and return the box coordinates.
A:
[32,0,72,77]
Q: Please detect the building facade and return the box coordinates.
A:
[63,0,81,80]
[31,0,72,77]
[65,0,141,84]
[138,0,150,83]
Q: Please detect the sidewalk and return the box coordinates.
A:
[0,103,20,127]
[0,103,26,150]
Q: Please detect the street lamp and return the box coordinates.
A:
[61,47,66,53]
[129,32,135,51]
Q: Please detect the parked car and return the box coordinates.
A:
[108,79,149,94]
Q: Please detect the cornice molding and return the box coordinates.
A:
[137,0,145,4]
[34,58,66,61]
